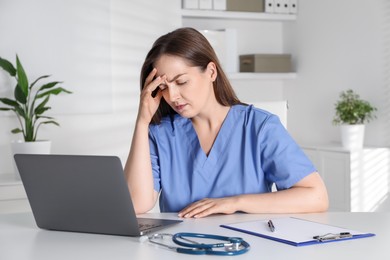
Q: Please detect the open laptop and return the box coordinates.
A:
[14,154,182,236]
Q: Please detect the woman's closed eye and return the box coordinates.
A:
[176,80,187,86]
[159,81,187,90]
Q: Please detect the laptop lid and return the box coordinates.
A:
[14,154,181,236]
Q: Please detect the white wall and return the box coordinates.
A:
[0,0,181,175]
[2,0,390,178]
[284,0,390,147]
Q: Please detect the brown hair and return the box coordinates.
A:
[140,27,243,124]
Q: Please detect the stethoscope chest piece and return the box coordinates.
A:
[146,232,250,256]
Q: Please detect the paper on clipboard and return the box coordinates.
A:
[220,217,375,246]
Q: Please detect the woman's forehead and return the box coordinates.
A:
[155,55,195,80]
[155,55,188,68]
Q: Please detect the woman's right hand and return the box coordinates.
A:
[137,68,166,125]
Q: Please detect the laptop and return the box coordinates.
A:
[14,154,182,236]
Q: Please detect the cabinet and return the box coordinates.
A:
[181,9,297,81]
[302,145,390,212]
[0,174,30,214]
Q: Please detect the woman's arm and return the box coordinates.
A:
[124,69,166,214]
[178,172,329,218]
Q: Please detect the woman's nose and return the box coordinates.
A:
[167,84,180,102]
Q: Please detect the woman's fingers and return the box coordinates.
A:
[143,68,166,97]
[137,69,166,124]
[178,197,238,218]
[144,68,158,87]
[178,199,215,218]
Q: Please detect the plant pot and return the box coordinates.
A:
[340,124,365,150]
[10,140,51,180]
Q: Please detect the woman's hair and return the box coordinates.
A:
[140,27,243,124]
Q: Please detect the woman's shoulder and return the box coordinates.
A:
[232,104,275,123]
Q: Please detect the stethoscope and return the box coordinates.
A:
[141,232,250,256]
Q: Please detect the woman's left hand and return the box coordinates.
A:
[178,197,238,218]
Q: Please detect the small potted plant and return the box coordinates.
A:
[333,89,377,149]
[0,55,71,178]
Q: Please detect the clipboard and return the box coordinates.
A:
[220,217,375,247]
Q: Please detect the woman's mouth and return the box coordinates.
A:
[175,104,187,112]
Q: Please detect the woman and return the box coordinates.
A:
[124,27,328,218]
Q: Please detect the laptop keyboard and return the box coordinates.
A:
[139,223,163,231]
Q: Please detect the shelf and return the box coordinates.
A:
[182,9,297,21]
[228,72,297,80]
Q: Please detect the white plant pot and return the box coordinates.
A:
[11,140,51,180]
[340,124,365,150]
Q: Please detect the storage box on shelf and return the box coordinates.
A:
[239,54,293,73]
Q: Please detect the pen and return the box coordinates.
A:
[268,220,275,232]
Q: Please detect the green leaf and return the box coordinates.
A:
[40,120,60,127]
[14,106,26,118]
[30,75,50,90]
[36,115,54,120]
[35,106,51,115]
[0,57,16,76]
[11,128,23,134]
[37,81,62,92]
[0,97,18,107]
[14,83,27,104]
[16,55,29,96]
[0,97,24,118]
[36,87,72,98]
[34,95,50,114]
[0,107,14,111]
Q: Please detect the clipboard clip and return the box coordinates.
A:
[313,232,352,242]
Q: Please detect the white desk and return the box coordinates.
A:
[0,212,388,260]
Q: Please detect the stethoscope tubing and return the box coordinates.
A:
[173,232,242,249]
[148,232,250,255]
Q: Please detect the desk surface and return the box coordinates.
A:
[0,212,388,260]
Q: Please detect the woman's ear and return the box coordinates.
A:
[207,62,218,82]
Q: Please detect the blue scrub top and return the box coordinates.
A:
[148,104,316,212]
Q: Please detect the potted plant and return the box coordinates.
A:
[333,89,377,149]
[0,55,71,178]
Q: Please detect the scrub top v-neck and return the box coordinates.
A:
[148,104,316,212]
[182,105,236,175]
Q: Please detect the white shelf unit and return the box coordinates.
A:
[228,72,296,80]
[181,9,297,81]
[181,9,297,21]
